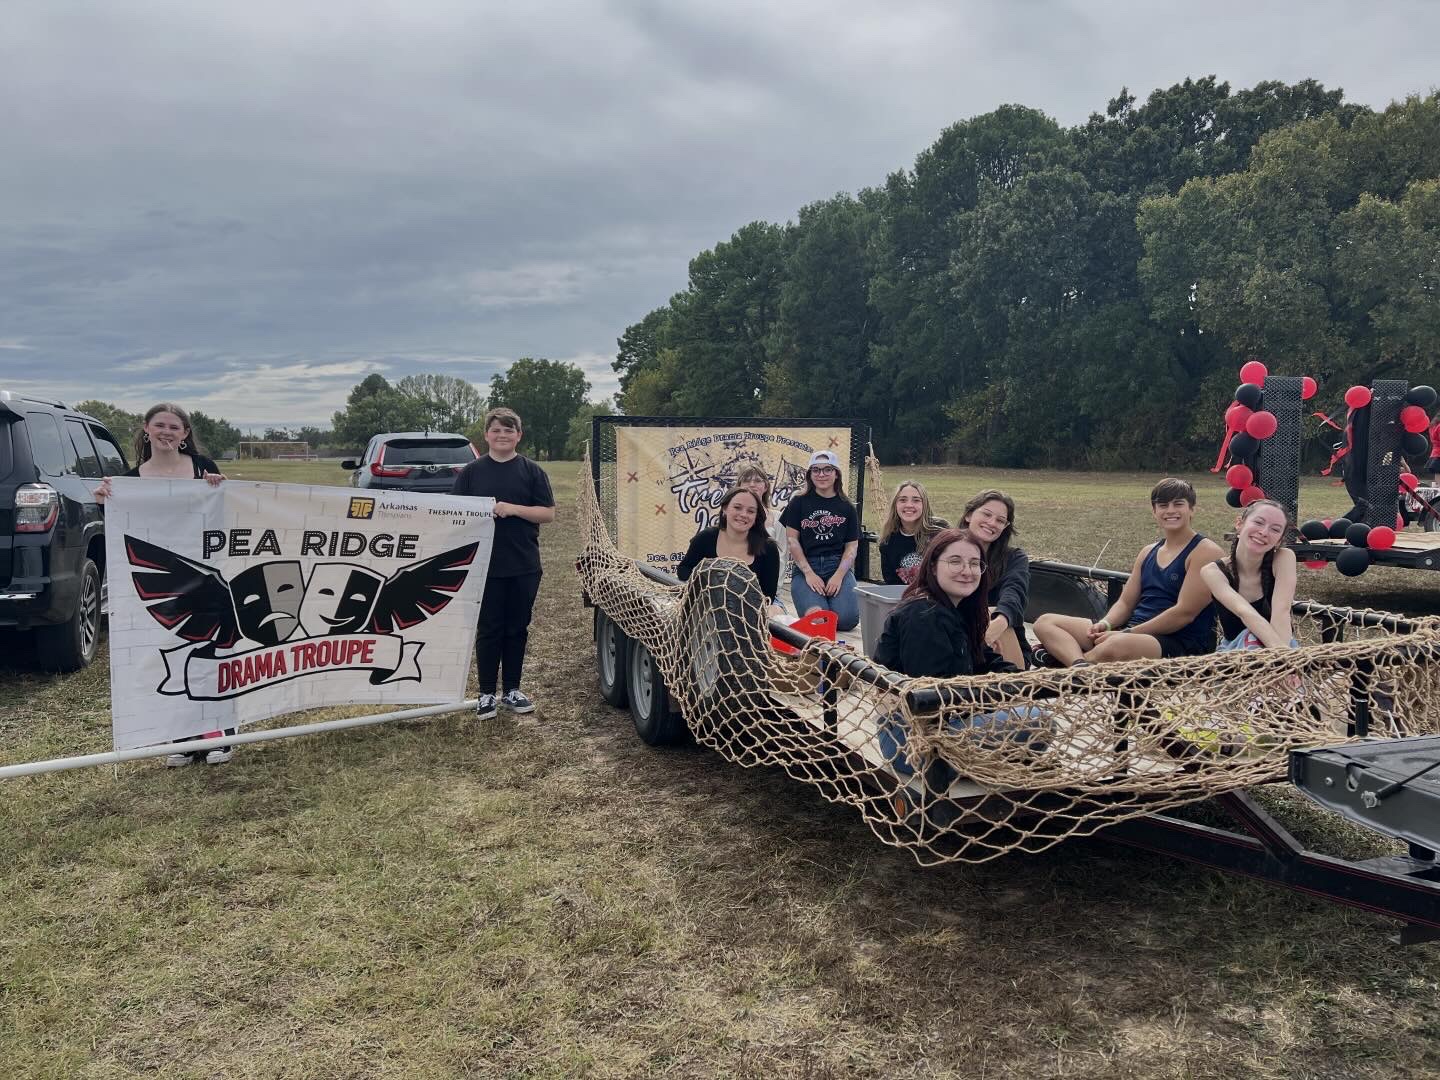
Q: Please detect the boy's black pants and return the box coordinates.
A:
[475,572,541,694]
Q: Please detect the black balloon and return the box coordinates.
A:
[1229,433,1259,459]
[1336,546,1371,577]
[1403,431,1430,457]
[1405,385,1438,409]
[1345,522,1372,547]
[1328,517,1353,539]
[1299,519,1329,541]
[1226,487,1244,508]
[1234,383,1263,409]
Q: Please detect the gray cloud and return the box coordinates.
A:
[2,0,1436,426]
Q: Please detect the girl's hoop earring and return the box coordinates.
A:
[143,432,150,443]
[179,440,187,450]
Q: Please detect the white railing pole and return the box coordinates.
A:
[0,700,477,780]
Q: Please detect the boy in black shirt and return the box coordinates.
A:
[452,407,556,718]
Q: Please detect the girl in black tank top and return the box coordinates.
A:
[1198,499,1299,650]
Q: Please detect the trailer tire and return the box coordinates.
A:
[595,609,629,707]
[628,639,686,746]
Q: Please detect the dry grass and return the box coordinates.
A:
[2,461,1439,1078]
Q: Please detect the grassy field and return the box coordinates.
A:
[3,460,1439,1078]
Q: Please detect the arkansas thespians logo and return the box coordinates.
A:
[347,497,376,519]
[124,536,478,700]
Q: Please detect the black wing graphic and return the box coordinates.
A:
[126,535,241,648]
[368,542,479,634]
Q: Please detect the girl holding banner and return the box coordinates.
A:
[96,403,233,767]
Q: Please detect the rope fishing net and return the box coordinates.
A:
[577,455,1440,865]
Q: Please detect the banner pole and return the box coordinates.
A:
[0,700,477,781]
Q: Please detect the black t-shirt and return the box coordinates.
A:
[880,532,921,585]
[125,454,220,478]
[779,493,860,562]
[452,454,555,577]
[675,527,780,600]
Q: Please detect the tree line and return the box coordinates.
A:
[612,78,1440,468]
[80,359,606,460]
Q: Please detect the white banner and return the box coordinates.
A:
[104,479,494,750]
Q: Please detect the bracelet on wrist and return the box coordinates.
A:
[1098,619,1112,632]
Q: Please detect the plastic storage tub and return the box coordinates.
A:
[855,583,906,656]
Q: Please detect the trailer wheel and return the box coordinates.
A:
[628,639,686,746]
[594,609,629,707]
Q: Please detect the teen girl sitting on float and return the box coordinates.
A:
[877,480,947,586]
[959,489,1030,668]
[677,485,782,616]
[872,528,1046,784]
[1198,499,1299,650]
[1033,478,1223,666]
[735,463,790,608]
[780,450,861,631]
[873,527,1017,678]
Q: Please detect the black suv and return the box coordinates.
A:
[341,432,478,493]
[0,390,129,670]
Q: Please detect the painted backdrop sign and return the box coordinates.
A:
[613,424,853,570]
[104,479,493,750]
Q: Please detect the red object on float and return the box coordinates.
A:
[1345,385,1373,409]
[1399,472,1418,490]
[1401,405,1430,433]
[1304,559,1329,570]
[1240,485,1265,506]
[771,610,838,655]
[1245,411,1278,439]
[1225,403,1253,433]
[1367,526,1397,551]
[1301,376,1317,400]
[1239,360,1268,386]
[1225,464,1254,490]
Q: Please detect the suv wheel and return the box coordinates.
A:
[35,558,102,671]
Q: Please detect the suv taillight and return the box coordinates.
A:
[370,446,412,478]
[15,483,60,533]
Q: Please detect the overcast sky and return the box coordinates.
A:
[2,1,1436,430]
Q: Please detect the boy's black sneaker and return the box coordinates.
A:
[501,689,535,714]
[476,693,498,720]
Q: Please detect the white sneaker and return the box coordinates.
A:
[164,753,194,768]
[204,747,234,765]
[476,693,498,720]
[501,689,535,714]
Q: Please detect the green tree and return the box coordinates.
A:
[75,401,141,450]
[488,358,590,460]
[394,373,487,432]
[331,374,430,449]
[188,411,242,457]
[565,398,615,459]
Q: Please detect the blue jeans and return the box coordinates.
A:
[1217,630,1300,651]
[790,553,859,631]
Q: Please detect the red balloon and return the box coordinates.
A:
[1301,376,1317,400]
[1240,485,1265,506]
[1245,410,1278,439]
[1368,526,1396,551]
[1399,472,1418,490]
[1225,403,1253,432]
[1304,559,1329,571]
[1240,360,1268,386]
[1345,385,1373,409]
[1225,464,1254,490]
[1401,405,1430,433]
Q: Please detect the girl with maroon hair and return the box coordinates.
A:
[873,527,1018,679]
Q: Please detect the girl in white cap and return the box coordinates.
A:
[779,450,861,630]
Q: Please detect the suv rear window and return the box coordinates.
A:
[26,411,69,477]
[0,422,12,481]
[381,439,476,466]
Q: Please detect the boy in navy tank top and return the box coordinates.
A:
[1033,478,1223,666]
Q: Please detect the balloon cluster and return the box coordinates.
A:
[1220,361,1316,509]
[1298,516,1396,576]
